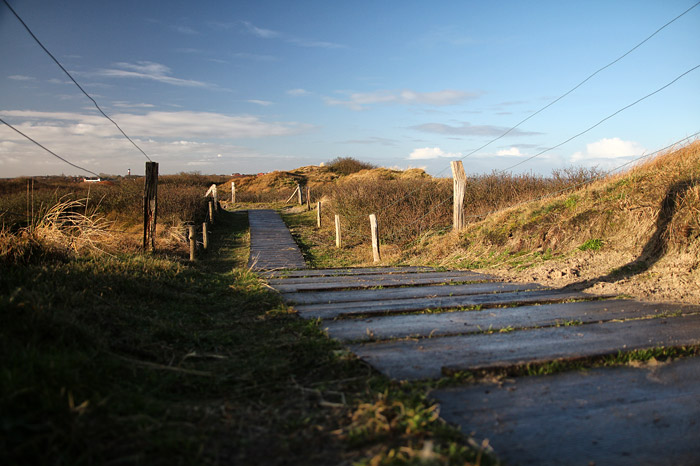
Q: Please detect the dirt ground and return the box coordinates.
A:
[486,248,700,305]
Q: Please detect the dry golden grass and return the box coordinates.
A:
[392,140,700,303]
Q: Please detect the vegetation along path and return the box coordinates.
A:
[257,222,700,465]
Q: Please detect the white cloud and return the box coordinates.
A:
[0,109,310,176]
[411,122,540,137]
[326,89,479,110]
[247,99,273,106]
[96,61,210,88]
[287,88,311,96]
[0,109,311,143]
[496,147,523,156]
[241,21,280,39]
[8,75,35,81]
[112,101,155,108]
[232,52,277,62]
[408,147,462,160]
[241,21,344,49]
[571,137,645,162]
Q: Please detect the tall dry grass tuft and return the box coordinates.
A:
[0,198,118,264]
[33,198,117,256]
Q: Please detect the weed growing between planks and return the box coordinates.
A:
[1,208,488,466]
[442,346,700,382]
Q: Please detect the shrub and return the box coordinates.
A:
[326,157,376,176]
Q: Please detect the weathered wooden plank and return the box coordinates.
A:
[267,270,492,286]
[323,300,700,342]
[247,209,306,270]
[433,355,700,465]
[296,289,601,319]
[261,266,436,279]
[348,313,700,380]
[282,281,541,305]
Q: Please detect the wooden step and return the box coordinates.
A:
[282,281,541,305]
[295,289,602,319]
[261,266,436,278]
[349,313,700,380]
[322,300,699,342]
[269,270,495,293]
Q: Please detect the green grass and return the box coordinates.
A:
[579,239,604,251]
[1,208,490,466]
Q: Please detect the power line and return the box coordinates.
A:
[2,0,153,162]
[396,131,700,236]
[453,0,700,166]
[373,61,700,223]
[0,116,101,177]
[364,2,700,221]
[499,63,700,173]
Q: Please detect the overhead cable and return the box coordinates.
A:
[2,0,153,162]
[0,116,101,177]
[454,0,700,165]
[369,1,700,222]
[499,63,700,173]
[398,131,700,235]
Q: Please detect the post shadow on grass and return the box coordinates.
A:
[563,179,697,292]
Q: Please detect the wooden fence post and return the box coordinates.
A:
[369,214,380,262]
[286,185,299,204]
[231,182,236,203]
[202,222,209,250]
[306,186,311,211]
[297,183,303,205]
[451,160,467,231]
[208,200,215,225]
[335,214,342,248]
[316,202,322,228]
[205,184,219,211]
[188,225,196,261]
[143,161,158,252]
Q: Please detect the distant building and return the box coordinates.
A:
[83,177,101,183]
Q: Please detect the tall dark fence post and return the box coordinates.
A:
[143,161,158,252]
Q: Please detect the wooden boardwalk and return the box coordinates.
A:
[247,209,306,271]
[262,265,700,465]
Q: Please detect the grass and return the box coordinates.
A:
[579,239,603,251]
[1,208,491,466]
[444,346,700,381]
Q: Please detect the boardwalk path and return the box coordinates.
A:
[248,209,306,270]
[250,210,700,465]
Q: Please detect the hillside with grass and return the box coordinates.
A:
[403,141,700,304]
[277,142,700,304]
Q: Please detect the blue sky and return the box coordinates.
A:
[1,0,698,177]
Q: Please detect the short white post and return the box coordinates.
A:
[202,222,209,250]
[335,214,342,248]
[369,213,380,263]
[451,160,467,231]
[231,182,236,203]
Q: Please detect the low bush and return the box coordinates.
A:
[326,157,376,176]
